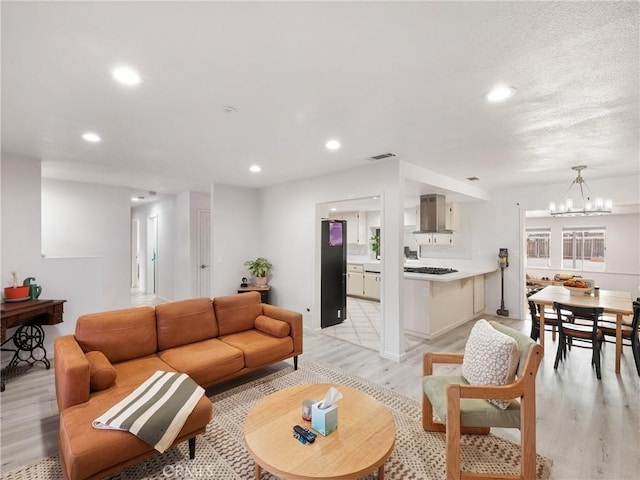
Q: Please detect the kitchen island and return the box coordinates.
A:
[403,266,496,339]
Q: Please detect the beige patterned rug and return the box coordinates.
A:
[2,361,552,479]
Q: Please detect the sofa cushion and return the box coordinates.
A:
[462,319,520,410]
[255,315,291,338]
[112,354,177,389]
[75,306,157,363]
[214,292,263,336]
[219,330,293,368]
[155,298,218,350]
[158,338,245,387]
[85,351,116,391]
[58,385,211,480]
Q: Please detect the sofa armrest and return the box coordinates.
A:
[54,335,90,410]
[262,304,303,355]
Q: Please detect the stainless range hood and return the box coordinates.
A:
[413,194,453,234]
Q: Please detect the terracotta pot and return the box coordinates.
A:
[255,277,268,286]
[4,285,31,300]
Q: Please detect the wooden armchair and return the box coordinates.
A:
[422,321,543,480]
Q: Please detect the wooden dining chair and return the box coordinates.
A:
[598,299,640,376]
[422,320,543,480]
[527,288,560,342]
[553,302,604,379]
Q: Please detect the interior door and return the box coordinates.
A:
[197,209,211,297]
[146,215,158,294]
[131,219,140,289]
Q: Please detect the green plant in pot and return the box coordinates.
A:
[244,257,273,286]
[370,234,380,259]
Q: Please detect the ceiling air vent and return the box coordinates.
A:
[369,152,396,161]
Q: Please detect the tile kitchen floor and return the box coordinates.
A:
[321,297,426,352]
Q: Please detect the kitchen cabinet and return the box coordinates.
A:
[404,274,485,339]
[414,232,454,246]
[446,202,460,246]
[329,211,367,245]
[404,206,419,227]
[347,264,364,296]
[473,275,485,314]
[347,264,380,300]
[363,271,381,300]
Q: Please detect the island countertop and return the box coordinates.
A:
[346,260,497,282]
[403,266,497,282]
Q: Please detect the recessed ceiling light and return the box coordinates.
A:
[485,85,516,102]
[249,165,261,173]
[112,66,141,86]
[82,132,101,143]
[325,139,341,150]
[330,207,337,212]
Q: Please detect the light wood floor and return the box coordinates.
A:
[1,316,638,479]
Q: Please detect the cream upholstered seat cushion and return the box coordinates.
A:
[422,375,521,428]
[461,319,520,409]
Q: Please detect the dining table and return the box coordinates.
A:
[528,285,633,374]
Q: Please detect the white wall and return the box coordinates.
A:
[1,157,111,362]
[42,178,131,309]
[1,155,43,283]
[211,184,260,297]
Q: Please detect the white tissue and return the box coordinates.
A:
[318,386,343,410]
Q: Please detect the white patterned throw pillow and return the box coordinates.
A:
[462,319,520,409]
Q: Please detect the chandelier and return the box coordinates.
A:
[549,166,612,216]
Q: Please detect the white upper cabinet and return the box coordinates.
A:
[446,202,460,246]
[404,206,419,227]
[329,211,367,245]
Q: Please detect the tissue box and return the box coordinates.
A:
[311,402,338,436]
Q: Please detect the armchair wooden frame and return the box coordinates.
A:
[422,342,543,480]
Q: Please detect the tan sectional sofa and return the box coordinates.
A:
[54,292,303,480]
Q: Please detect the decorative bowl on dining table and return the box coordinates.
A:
[563,279,594,295]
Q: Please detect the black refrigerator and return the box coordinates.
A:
[321,219,347,328]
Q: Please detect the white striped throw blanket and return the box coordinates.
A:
[93,370,205,453]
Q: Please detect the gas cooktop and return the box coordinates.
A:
[404,266,458,275]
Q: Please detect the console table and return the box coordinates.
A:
[1,299,65,391]
[237,286,271,304]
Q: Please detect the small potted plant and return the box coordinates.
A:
[4,271,31,301]
[244,257,273,286]
[370,234,380,259]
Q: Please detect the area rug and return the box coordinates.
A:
[1,361,552,479]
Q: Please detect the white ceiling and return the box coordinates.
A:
[2,2,638,199]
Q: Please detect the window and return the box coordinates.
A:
[562,227,606,271]
[526,228,551,268]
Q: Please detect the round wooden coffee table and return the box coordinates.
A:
[244,383,396,479]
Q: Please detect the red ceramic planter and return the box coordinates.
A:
[4,285,30,300]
